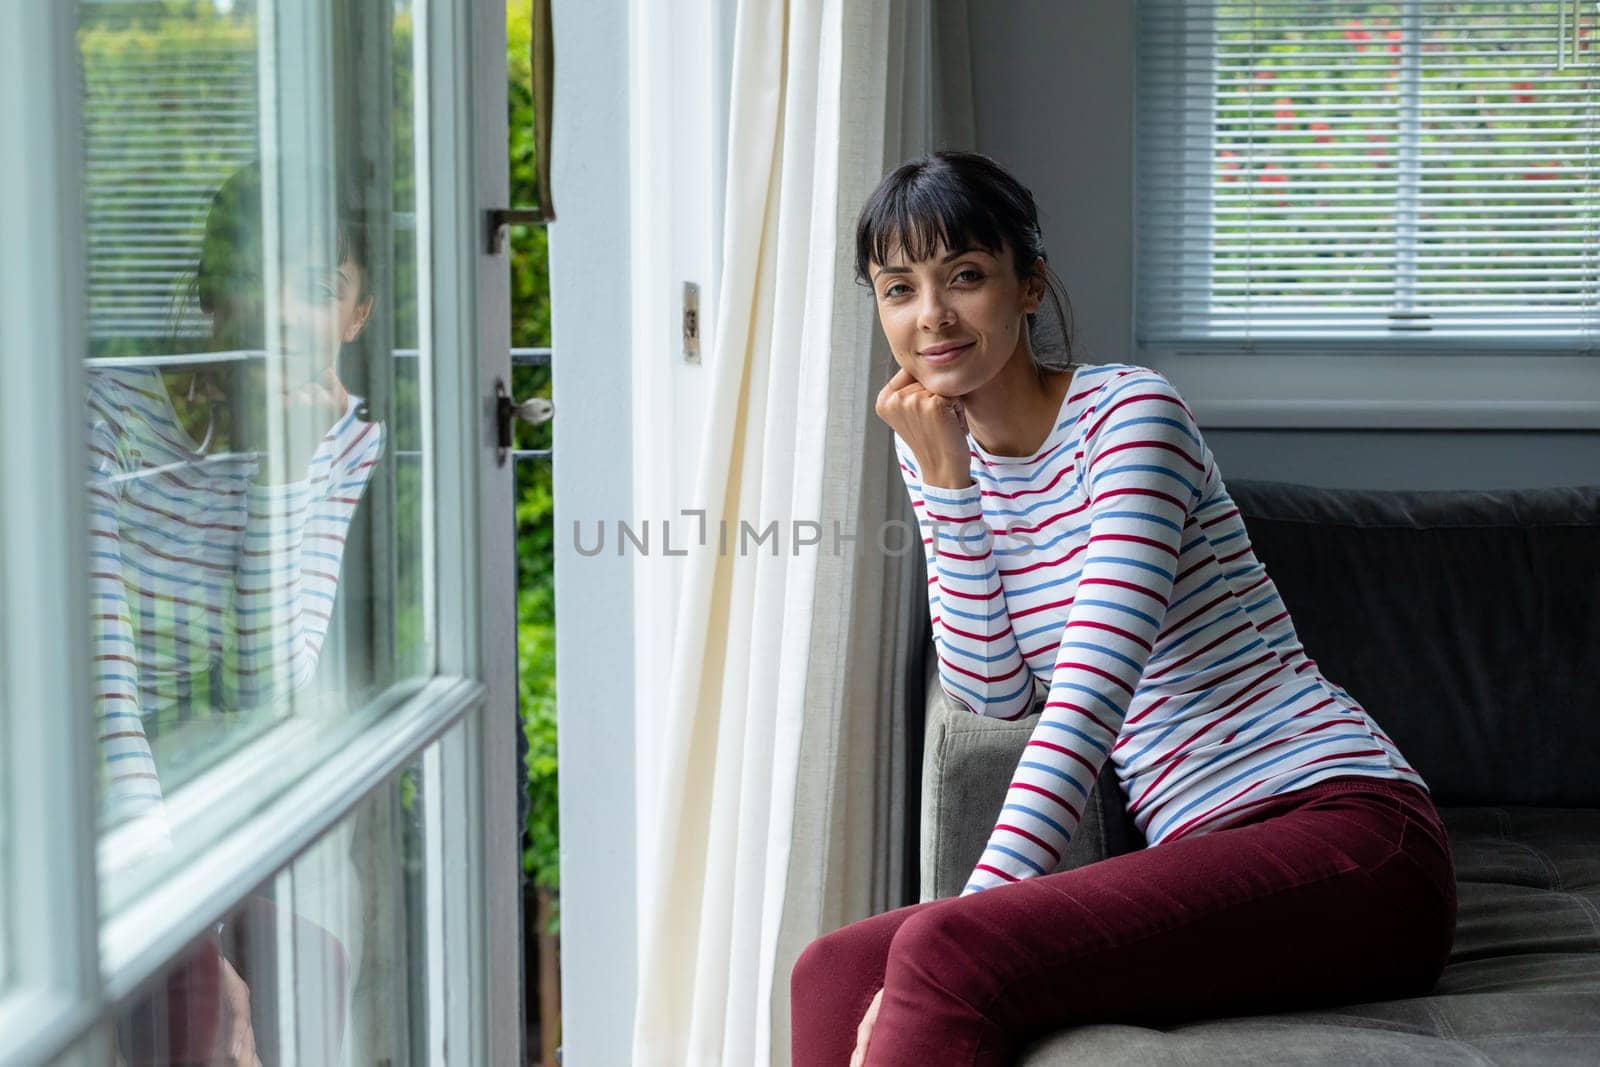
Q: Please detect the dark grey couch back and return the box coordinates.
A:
[1225,479,1600,808]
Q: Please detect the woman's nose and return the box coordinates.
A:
[917,288,955,331]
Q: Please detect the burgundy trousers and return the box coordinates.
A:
[790,774,1456,1066]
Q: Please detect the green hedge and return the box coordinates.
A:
[507,3,560,933]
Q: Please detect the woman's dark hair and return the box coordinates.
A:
[194,160,376,317]
[854,150,1076,370]
[167,159,381,418]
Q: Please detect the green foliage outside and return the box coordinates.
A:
[506,4,560,934]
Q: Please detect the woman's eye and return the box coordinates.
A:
[955,268,983,283]
[293,270,342,303]
[884,283,908,298]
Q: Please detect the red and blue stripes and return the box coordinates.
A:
[87,366,384,835]
[894,363,1425,894]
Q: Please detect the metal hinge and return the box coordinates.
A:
[487,207,550,255]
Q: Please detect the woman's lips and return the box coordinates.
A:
[920,341,974,365]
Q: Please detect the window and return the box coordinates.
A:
[78,0,434,917]
[0,0,520,1062]
[1138,1,1600,351]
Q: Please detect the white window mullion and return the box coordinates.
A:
[0,4,104,1065]
[1393,0,1424,327]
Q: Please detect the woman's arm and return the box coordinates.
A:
[961,370,1205,893]
[895,434,1035,721]
[85,417,167,826]
[224,409,384,708]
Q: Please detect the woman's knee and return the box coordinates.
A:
[791,926,867,1000]
[883,905,989,1004]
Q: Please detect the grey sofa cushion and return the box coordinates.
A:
[915,479,1600,1061]
[1225,480,1600,808]
[920,667,1142,902]
[1015,806,1600,1065]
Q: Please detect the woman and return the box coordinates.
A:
[789,151,1456,1065]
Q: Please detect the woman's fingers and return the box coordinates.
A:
[876,366,915,408]
[215,957,261,1067]
[849,987,885,1067]
[876,366,942,420]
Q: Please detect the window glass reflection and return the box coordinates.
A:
[79,0,430,903]
[113,758,430,1066]
[88,161,385,835]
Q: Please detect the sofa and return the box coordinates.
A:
[919,478,1600,1065]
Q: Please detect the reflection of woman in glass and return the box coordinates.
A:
[87,161,384,832]
[90,162,381,1064]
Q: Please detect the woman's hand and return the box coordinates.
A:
[210,956,262,1067]
[230,360,349,485]
[848,987,885,1067]
[874,367,972,489]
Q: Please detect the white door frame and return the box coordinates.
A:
[549,0,641,1061]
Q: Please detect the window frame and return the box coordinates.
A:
[0,0,522,1061]
[0,4,104,1063]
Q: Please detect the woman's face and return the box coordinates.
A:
[868,235,1044,396]
[209,256,374,384]
[279,260,373,378]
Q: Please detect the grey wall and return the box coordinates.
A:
[965,0,1600,491]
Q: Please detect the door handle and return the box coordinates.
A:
[495,378,554,465]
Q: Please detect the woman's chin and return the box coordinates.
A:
[919,365,978,397]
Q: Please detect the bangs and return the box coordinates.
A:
[333,218,373,298]
[855,172,1009,285]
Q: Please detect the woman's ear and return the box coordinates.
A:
[344,296,375,343]
[1022,258,1047,315]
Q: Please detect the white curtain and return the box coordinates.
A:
[629,2,973,1064]
[768,2,974,1061]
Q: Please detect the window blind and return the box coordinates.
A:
[1137,0,1600,349]
[80,12,261,356]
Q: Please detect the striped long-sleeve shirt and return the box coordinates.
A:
[86,366,384,837]
[894,362,1425,896]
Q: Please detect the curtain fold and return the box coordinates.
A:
[630,0,839,1062]
[768,3,973,1062]
[629,2,974,1064]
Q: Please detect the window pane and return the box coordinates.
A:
[111,757,431,1066]
[78,1,434,912]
